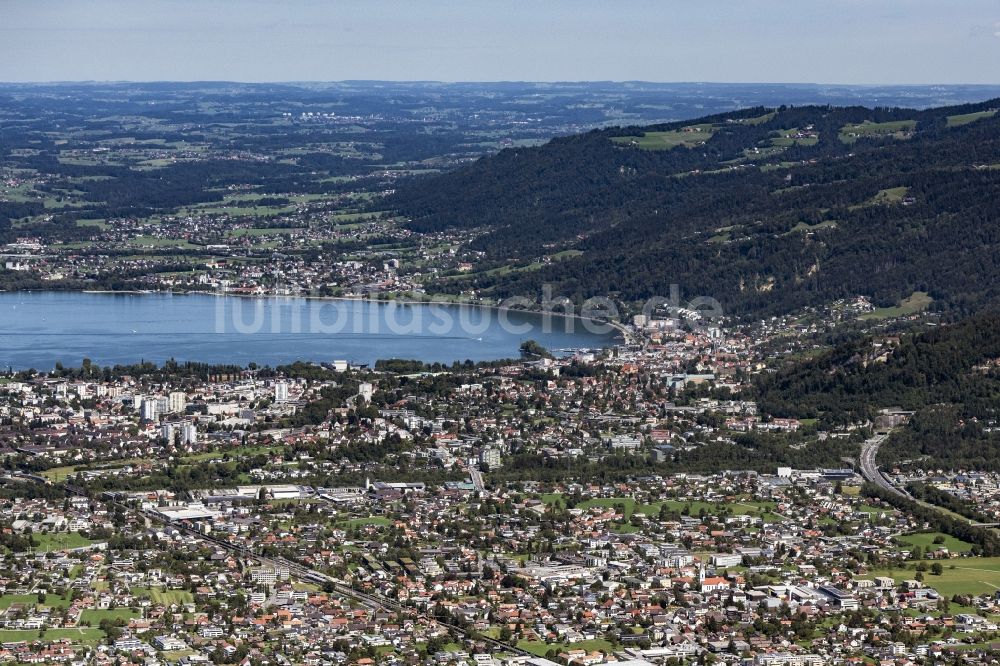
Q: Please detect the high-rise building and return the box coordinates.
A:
[140,398,158,422]
[479,447,502,469]
[274,382,289,403]
[168,391,187,414]
[180,422,198,445]
[160,423,175,444]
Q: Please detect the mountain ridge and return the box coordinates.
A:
[392,98,1000,318]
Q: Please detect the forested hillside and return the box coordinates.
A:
[757,311,1000,468]
[393,100,1000,317]
[759,311,1000,420]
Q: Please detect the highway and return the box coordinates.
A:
[858,431,911,499]
[857,435,1000,529]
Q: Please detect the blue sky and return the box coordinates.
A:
[2,0,998,83]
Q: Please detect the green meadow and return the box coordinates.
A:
[612,126,717,150]
[860,291,933,321]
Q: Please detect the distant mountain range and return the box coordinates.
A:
[393,98,1000,318]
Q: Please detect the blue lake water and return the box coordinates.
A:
[0,292,618,370]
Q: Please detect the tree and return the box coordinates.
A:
[519,340,553,360]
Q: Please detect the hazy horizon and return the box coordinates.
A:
[4,79,1000,87]
[2,0,998,85]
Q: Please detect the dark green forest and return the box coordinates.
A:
[392,100,1000,318]
[757,311,1000,469]
[758,311,1000,422]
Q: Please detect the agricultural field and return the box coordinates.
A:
[896,532,976,554]
[129,235,198,249]
[226,227,303,238]
[839,120,917,143]
[769,128,819,147]
[864,557,1000,597]
[737,111,778,125]
[38,457,159,483]
[946,109,997,127]
[75,218,109,229]
[338,516,393,528]
[31,531,96,552]
[611,125,717,150]
[860,291,933,321]
[845,186,911,211]
[867,186,910,206]
[517,638,616,657]
[0,628,105,646]
[0,592,74,610]
[787,220,838,234]
[129,587,195,605]
[79,608,139,625]
[175,445,282,464]
[39,465,79,481]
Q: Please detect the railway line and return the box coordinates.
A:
[65,484,529,657]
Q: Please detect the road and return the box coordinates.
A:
[606,319,642,347]
[857,436,1000,529]
[859,431,911,499]
[470,467,486,492]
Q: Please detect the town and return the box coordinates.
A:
[4,59,1000,666]
[4,310,1000,666]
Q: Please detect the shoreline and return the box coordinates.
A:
[0,287,628,371]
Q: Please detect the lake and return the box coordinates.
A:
[0,292,619,370]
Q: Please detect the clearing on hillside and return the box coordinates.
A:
[946,109,997,127]
[860,291,933,320]
[611,125,717,150]
[839,120,917,143]
[769,128,819,147]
